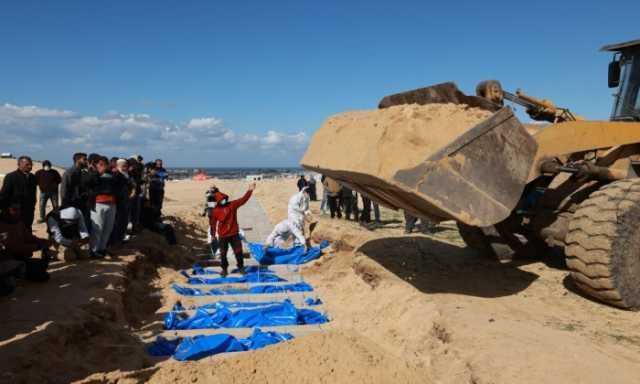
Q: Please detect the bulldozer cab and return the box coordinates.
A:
[602,39,640,121]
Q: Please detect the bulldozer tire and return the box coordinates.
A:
[565,179,640,309]
[456,222,497,257]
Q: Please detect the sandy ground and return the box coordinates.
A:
[1,176,640,383]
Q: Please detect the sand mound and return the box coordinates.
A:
[98,330,431,384]
[301,103,494,223]
[302,103,492,180]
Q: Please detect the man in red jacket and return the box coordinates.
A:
[209,183,255,276]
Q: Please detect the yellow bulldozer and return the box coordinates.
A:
[301,38,640,309]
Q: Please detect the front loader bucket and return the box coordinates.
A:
[301,82,538,227]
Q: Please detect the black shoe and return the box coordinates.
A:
[89,251,105,259]
[41,248,56,261]
[237,266,246,275]
[220,268,228,277]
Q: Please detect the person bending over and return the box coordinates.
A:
[264,188,316,253]
[140,199,177,245]
[46,206,90,261]
[209,183,255,277]
[0,205,52,281]
[0,231,24,296]
[263,218,310,252]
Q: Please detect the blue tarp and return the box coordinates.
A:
[187,272,286,285]
[147,328,294,361]
[164,299,328,330]
[248,240,330,265]
[165,301,285,327]
[171,282,314,296]
[182,301,283,311]
[305,297,323,306]
[189,263,271,276]
[147,337,180,356]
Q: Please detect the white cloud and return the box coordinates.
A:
[186,117,224,130]
[0,102,309,164]
[0,103,75,119]
[261,130,307,148]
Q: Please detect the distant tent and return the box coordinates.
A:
[192,170,209,181]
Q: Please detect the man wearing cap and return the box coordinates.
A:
[46,206,89,260]
[35,160,62,223]
[209,183,256,276]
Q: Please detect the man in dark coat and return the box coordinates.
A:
[341,186,358,221]
[296,175,308,192]
[0,156,37,230]
[60,153,89,221]
[35,160,62,223]
[307,177,317,201]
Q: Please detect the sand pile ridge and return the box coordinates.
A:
[302,103,492,180]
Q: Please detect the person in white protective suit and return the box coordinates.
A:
[263,188,315,252]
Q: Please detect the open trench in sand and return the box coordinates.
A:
[3,179,640,384]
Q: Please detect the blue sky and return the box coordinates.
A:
[1,0,638,167]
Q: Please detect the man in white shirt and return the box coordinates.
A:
[46,206,89,261]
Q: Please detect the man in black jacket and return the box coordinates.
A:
[60,153,88,208]
[35,160,62,223]
[0,156,37,230]
[61,153,92,232]
[296,175,308,192]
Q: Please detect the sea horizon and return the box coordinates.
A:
[166,165,307,180]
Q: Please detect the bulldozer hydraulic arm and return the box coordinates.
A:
[503,90,576,123]
[530,120,640,181]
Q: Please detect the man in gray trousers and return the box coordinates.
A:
[88,157,117,258]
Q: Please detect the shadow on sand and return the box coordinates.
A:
[356,236,540,298]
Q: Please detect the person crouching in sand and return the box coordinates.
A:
[263,187,316,253]
[209,183,255,276]
[46,206,90,261]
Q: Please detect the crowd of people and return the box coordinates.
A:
[309,174,431,234]
[0,154,173,296]
[318,175,381,224]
